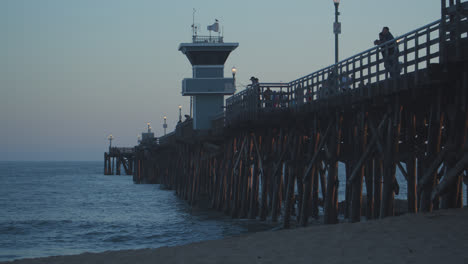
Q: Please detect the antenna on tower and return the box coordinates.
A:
[192,8,198,40]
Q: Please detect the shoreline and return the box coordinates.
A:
[4,207,467,264]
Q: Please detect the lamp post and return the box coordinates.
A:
[108,134,114,151]
[147,122,151,133]
[137,134,141,144]
[333,0,341,64]
[231,66,237,80]
[231,66,237,93]
[178,105,182,123]
[163,116,167,135]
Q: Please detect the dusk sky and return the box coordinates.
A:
[2,0,440,161]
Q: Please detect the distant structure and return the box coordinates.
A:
[104,133,135,176]
[142,122,154,143]
[178,19,238,130]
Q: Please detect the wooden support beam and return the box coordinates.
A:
[381,101,402,218]
[368,114,387,156]
[248,134,263,219]
[365,159,374,219]
[351,111,367,223]
[260,132,272,221]
[303,122,332,182]
[296,165,304,223]
[271,162,285,222]
[396,162,408,181]
[324,113,342,225]
[311,163,320,219]
[418,146,450,193]
[272,129,290,222]
[318,161,327,204]
[432,153,468,199]
[233,138,247,172]
[231,135,247,218]
[252,135,264,179]
[347,115,387,185]
[301,129,320,226]
[104,153,108,175]
[406,112,417,213]
[284,162,295,228]
[239,141,250,218]
[111,157,114,175]
[344,162,352,219]
[248,162,259,219]
[419,96,444,212]
[284,134,302,228]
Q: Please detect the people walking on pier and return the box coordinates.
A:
[293,84,304,106]
[374,26,399,77]
[306,87,313,102]
[327,69,338,95]
[263,87,272,108]
[340,72,353,92]
[251,76,261,108]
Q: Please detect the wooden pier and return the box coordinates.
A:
[116,0,468,227]
[104,147,135,176]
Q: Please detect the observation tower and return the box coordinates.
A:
[179,19,238,130]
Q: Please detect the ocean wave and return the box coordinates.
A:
[0,224,28,235]
[0,219,74,235]
[0,255,20,261]
[103,234,135,243]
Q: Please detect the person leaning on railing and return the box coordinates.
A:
[374,26,400,77]
[250,76,261,108]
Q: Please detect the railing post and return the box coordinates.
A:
[426,27,431,68]
[415,32,419,85]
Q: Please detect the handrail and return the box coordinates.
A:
[158,132,176,145]
[289,20,442,85]
[224,15,462,125]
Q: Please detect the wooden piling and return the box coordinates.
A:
[406,112,418,213]
[324,113,342,224]
[351,112,367,223]
[420,98,443,212]
[365,159,374,219]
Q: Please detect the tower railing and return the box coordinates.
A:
[192,35,224,43]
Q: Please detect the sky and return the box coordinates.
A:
[1,0,441,161]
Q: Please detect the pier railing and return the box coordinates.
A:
[226,83,290,125]
[211,111,226,136]
[158,132,176,145]
[226,14,467,125]
[109,147,135,156]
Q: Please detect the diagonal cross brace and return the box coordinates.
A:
[347,114,388,185]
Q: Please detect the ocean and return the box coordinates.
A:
[1,161,464,262]
[0,161,273,261]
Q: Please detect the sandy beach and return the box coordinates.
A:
[4,207,468,264]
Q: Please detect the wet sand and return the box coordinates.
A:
[5,208,468,264]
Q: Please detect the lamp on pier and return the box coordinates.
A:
[147,122,151,133]
[107,134,114,150]
[163,116,167,135]
[178,105,182,123]
[231,66,237,92]
[332,0,341,65]
[231,66,237,79]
